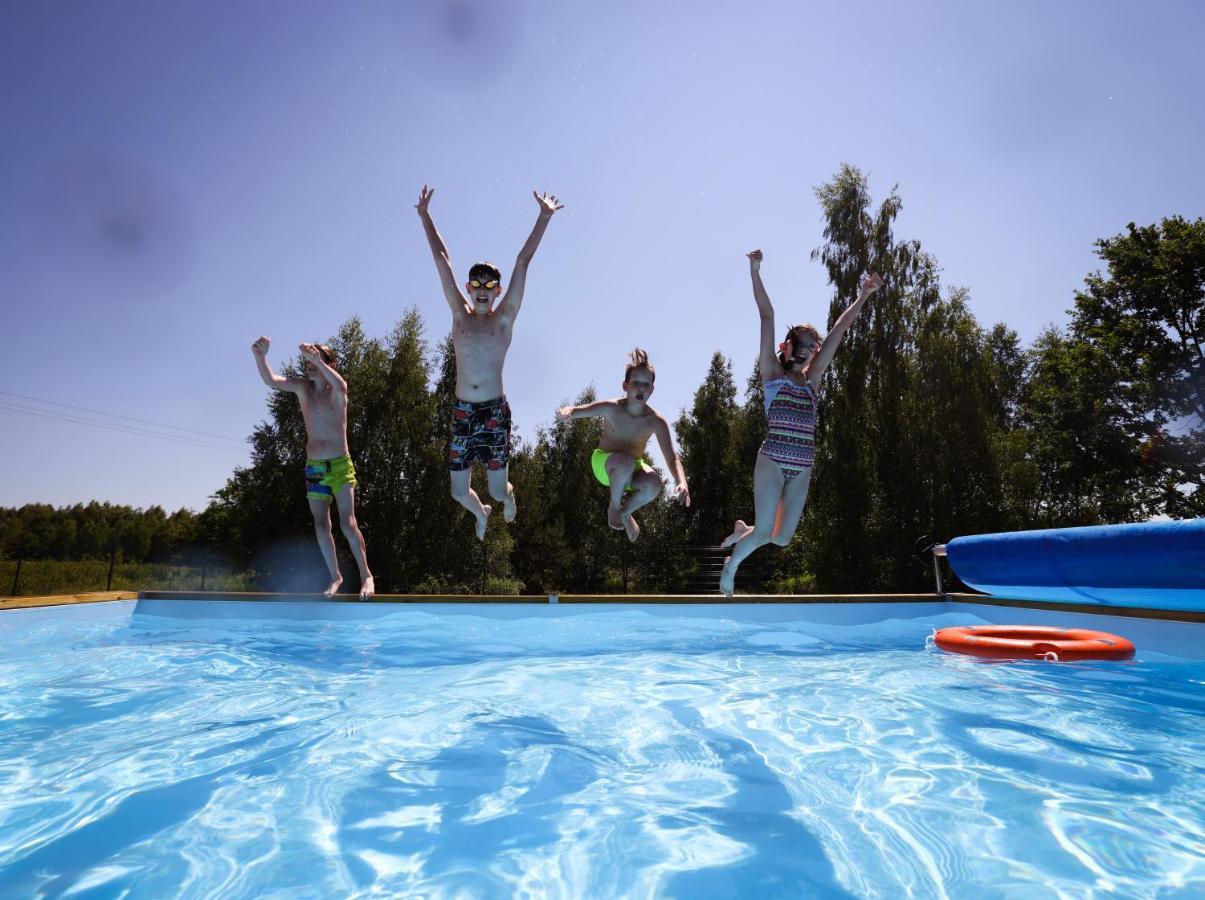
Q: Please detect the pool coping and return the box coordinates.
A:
[0,590,138,611]
[2,590,1203,623]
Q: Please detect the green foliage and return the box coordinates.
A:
[1064,216,1205,516]
[0,559,252,596]
[675,352,740,546]
[8,176,1197,597]
[0,502,204,563]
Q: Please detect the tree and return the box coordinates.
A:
[803,165,1018,591]
[1069,216,1205,515]
[675,352,740,546]
[804,165,931,591]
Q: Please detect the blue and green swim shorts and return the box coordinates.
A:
[304,454,357,502]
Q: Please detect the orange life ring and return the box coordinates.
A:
[934,626,1135,661]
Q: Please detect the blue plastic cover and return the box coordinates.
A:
[946,519,1205,612]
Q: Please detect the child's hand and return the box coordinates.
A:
[554,406,573,423]
[861,272,884,296]
[252,336,270,356]
[416,185,434,214]
[534,191,563,216]
[298,342,320,362]
[675,483,691,507]
[747,249,763,271]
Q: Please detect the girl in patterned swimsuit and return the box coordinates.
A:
[718,250,883,597]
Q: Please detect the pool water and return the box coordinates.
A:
[1,602,1203,898]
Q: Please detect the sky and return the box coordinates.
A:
[2,0,1203,512]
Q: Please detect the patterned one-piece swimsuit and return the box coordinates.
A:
[759,377,817,479]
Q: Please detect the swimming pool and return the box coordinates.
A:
[2,597,1202,898]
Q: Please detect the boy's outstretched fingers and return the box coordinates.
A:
[534,190,564,213]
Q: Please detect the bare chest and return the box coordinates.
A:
[301,388,344,421]
[454,317,511,350]
[604,411,655,445]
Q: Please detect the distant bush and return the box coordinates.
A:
[0,560,253,597]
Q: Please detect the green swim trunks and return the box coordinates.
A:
[304,454,357,502]
[591,448,654,489]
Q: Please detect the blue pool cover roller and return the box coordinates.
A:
[946,519,1205,612]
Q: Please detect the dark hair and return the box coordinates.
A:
[468,261,502,283]
[625,347,655,383]
[315,344,337,370]
[778,324,821,365]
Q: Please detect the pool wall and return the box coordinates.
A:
[3,591,1202,659]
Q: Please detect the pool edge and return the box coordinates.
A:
[1,590,138,611]
[4,590,1203,624]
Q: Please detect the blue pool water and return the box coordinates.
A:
[1,601,1203,898]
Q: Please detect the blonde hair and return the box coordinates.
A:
[624,347,655,383]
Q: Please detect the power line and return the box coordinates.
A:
[0,402,247,455]
[0,390,246,444]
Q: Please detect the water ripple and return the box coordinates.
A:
[0,609,1202,897]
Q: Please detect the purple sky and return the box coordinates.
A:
[2,0,1202,511]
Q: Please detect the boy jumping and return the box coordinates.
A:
[416,185,562,540]
[251,337,374,599]
[556,348,690,541]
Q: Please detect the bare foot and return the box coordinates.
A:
[719,559,735,598]
[323,575,344,598]
[623,515,641,542]
[476,504,492,541]
[359,575,375,601]
[720,520,753,549]
[502,488,517,523]
[607,505,624,530]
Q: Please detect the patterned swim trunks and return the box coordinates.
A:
[449,395,512,472]
[304,454,357,502]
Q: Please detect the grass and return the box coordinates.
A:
[0,560,254,597]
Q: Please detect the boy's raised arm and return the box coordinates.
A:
[497,191,563,323]
[252,336,305,393]
[416,185,468,314]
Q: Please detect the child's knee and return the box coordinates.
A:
[449,482,470,501]
[770,531,793,547]
[637,475,662,498]
[608,454,636,475]
[488,481,511,501]
[339,514,358,534]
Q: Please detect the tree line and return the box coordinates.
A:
[4,165,1200,594]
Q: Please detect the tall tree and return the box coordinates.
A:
[803,165,1017,591]
[804,165,931,591]
[675,352,740,546]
